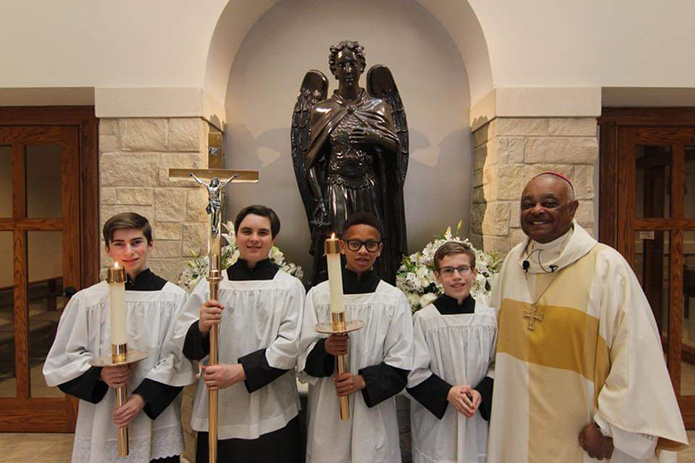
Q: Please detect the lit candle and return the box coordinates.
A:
[325,233,344,314]
[107,262,127,346]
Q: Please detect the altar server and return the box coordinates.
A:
[43,212,195,463]
[299,212,414,463]
[407,241,496,463]
[176,205,304,463]
[487,172,688,462]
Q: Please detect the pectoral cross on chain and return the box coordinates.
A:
[523,304,544,331]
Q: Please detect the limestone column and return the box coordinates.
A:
[99,117,211,282]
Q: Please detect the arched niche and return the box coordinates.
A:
[207,0,492,274]
[205,0,493,115]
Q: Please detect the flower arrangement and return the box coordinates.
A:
[178,221,304,291]
[396,221,500,312]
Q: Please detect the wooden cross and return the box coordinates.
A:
[523,304,544,331]
[169,167,258,463]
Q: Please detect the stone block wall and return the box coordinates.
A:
[471,117,598,256]
[99,118,210,283]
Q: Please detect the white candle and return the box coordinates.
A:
[325,233,345,314]
[108,262,127,345]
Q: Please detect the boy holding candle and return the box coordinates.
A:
[406,241,496,463]
[298,212,414,463]
[43,212,196,463]
[175,205,305,463]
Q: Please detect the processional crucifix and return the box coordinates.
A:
[169,167,259,463]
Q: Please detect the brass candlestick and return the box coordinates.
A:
[314,314,365,420]
[315,236,364,421]
[91,266,148,458]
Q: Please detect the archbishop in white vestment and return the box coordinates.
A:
[43,270,196,463]
[488,221,688,462]
[299,268,414,463]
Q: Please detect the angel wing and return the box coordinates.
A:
[291,69,328,222]
[367,64,409,184]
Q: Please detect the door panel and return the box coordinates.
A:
[0,125,79,431]
[610,122,695,425]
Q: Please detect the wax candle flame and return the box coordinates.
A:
[114,261,120,268]
[330,232,336,240]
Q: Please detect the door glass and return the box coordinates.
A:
[27,231,65,398]
[25,145,62,218]
[686,147,695,218]
[0,146,11,217]
[0,231,15,397]
[635,145,672,218]
[683,230,695,395]
[634,230,670,340]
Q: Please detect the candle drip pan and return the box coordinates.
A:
[90,344,149,367]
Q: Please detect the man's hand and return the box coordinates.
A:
[100,364,131,388]
[112,394,144,428]
[198,300,224,335]
[447,385,478,417]
[579,423,614,460]
[202,364,245,391]
[334,372,365,397]
[325,334,349,356]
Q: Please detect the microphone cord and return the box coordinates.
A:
[523,248,558,273]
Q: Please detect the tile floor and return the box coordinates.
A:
[0,432,694,462]
[0,433,192,462]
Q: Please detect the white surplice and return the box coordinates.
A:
[298,280,414,463]
[173,270,305,439]
[408,301,497,463]
[43,281,195,463]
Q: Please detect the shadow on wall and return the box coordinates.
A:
[224,123,313,274]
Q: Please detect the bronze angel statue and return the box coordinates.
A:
[291,40,409,285]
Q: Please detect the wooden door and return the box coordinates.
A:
[0,125,81,431]
[601,109,695,427]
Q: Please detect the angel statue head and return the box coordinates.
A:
[328,40,367,81]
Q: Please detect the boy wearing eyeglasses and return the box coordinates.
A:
[298,212,414,463]
[406,241,496,463]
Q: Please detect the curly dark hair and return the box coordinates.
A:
[328,40,366,77]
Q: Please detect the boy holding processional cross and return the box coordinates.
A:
[299,212,414,463]
[43,212,196,463]
[174,205,305,463]
[406,241,496,463]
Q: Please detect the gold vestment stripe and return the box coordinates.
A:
[498,299,610,386]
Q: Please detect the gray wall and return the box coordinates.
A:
[224,0,472,278]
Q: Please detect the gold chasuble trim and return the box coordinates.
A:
[497,299,610,385]
[498,245,611,391]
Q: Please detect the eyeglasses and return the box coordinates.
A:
[345,240,381,253]
[438,265,472,277]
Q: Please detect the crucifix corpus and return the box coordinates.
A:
[169,167,259,463]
